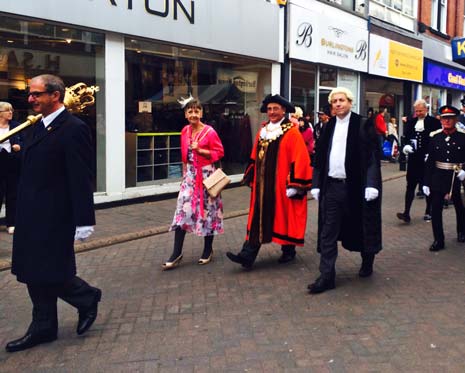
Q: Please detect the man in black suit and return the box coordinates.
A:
[422,105,465,251]
[308,87,382,294]
[396,99,441,223]
[6,74,101,353]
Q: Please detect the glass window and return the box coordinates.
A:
[369,0,416,31]
[431,0,447,33]
[0,16,105,191]
[291,61,316,125]
[125,38,271,187]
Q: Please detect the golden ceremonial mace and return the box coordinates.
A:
[0,82,99,144]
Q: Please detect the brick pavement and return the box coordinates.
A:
[3,163,465,371]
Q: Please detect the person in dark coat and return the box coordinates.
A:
[6,74,101,353]
[0,102,23,234]
[308,87,382,294]
[396,99,441,223]
[422,105,465,251]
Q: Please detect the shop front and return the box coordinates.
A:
[366,33,423,132]
[288,0,369,120]
[0,1,282,202]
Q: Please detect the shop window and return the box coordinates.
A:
[291,61,316,125]
[125,38,271,187]
[0,16,105,192]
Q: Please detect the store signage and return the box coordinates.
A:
[451,37,465,63]
[108,0,194,24]
[369,34,423,82]
[289,3,368,72]
[0,1,280,62]
[424,60,465,90]
[217,69,258,93]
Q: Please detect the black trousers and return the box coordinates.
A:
[26,276,100,336]
[405,159,431,216]
[0,150,19,227]
[431,189,465,243]
[318,179,371,278]
[239,241,295,264]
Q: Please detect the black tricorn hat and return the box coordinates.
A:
[438,105,460,117]
[317,105,332,116]
[260,94,295,113]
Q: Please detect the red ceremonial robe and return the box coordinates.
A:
[243,119,312,246]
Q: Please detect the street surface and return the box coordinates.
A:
[1,165,465,372]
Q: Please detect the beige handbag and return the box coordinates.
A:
[203,168,231,198]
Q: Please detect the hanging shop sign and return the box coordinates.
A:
[289,3,368,72]
[451,37,465,64]
[369,34,423,82]
[424,60,465,90]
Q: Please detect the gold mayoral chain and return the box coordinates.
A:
[258,122,293,160]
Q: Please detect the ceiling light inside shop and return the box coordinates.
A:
[7,40,14,43]
[65,39,72,44]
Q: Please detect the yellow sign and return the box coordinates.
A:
[388,40,423,82]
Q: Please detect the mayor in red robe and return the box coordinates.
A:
[226,94,312,269]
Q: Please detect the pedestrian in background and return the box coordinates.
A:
[423,105,465,251]
[397,99,441,223]
[0,101,22,234]
[6,74,100,353]
[308,87,382,294]
[226,94,312,269]
[163,98,225,269]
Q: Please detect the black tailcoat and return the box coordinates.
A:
[313,113,382,253]
[11,109,95,284]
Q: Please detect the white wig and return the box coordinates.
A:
[328,87,354,103]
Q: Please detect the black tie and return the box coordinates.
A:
[33,120,47,139]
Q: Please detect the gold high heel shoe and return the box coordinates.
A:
[162,254,183,270]
[198,251,213,265]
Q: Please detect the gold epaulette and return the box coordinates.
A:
[429,128,443,137]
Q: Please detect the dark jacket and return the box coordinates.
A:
[404,115,441,163]
[313,113,382,253]
[11,109,95,284]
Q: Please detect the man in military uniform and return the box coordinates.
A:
[397,99,441,223]
[422,105,465,251]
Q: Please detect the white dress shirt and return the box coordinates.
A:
[0,127,11,153]
[42,105,66,128]
[328,112,351,179]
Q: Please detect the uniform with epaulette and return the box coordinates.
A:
[423,105,465,251]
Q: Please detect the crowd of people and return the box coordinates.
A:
[3,74,465,353]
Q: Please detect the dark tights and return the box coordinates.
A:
[168,228,214,261]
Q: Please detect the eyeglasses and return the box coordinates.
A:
[0,109,12,113]
[28,91,51,98]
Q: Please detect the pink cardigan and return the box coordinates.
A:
[180,124,224,217]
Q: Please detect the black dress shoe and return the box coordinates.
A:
[5,332,57,352]
[359,255,375,278]
[308,276,336,294]
[457,233,465,243]
[423,214,432,221]
[429,241,445,252]
[77,289,102,335]
[396,212,411,223]
[226,252,253,268]
[277,252,296,264]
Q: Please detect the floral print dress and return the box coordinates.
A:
[170,148,224,236]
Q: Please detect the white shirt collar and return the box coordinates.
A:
[42,105,66,128]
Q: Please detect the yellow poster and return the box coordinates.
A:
[388,41,423,82]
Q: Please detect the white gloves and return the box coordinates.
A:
[75,226,94,242]
[458,170,465,181]
[364,187,379,201]
[286,188,298,198]
[422,186,430,196]
[403,145,414,155]
[310,188,320,201]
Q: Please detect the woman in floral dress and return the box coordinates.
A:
[163,99,225,270]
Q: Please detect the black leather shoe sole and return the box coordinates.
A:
[429,242,445,251]
[308,278,336,294]
[396,213,411,223]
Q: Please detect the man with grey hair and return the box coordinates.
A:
[308,87,382,294]
[396,99,441,224]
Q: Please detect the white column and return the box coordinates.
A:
[271,63,281,95]
[104,33,126,198]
